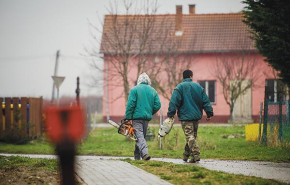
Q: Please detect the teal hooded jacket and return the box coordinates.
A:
[125,82,161,120]
[167,78,213,121]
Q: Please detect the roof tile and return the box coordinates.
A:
[100,13,255,54]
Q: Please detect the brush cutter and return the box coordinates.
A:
[158,117,174,137]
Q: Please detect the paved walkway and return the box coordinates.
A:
[154,158,290,184]
[92,123,235,128]
[77,156,290,184]
[1,154,290,184]
[75,157,170,185]
[0,154,171,185]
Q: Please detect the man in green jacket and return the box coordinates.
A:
[125,72,161,160]
[167,69,213,163]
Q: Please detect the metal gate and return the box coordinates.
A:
[261,85,290,145]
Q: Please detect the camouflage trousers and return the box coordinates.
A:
[181,120,200,161]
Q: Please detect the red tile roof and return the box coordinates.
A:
[100,13,255,54]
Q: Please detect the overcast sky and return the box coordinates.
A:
[0,0,245,100]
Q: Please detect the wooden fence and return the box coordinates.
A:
[0,97,43,139]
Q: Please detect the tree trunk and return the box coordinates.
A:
[124,80,130,103]
[230,102,235,122]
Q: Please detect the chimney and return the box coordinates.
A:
[189,4,195,15]
[175,5,183,36]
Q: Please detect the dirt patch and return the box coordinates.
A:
[0,166,60,185]
[0,165,83,185]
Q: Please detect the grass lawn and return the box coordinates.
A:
[1,125,290,185]
[122,159,287,185]
[0,125,290,162]
[0,155,287,185]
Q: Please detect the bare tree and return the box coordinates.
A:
[87,0,200,109]
[149,55,196,101]
[213,41,261,122]
[87,0,175,103]
[141,33,198,101]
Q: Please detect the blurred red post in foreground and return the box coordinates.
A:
[45,106,84,143]
[45,106,85,185]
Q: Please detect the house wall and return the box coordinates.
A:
[102,52,275,123]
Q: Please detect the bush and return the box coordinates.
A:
[0,122,33,144]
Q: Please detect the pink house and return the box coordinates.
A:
[100,5,276,123]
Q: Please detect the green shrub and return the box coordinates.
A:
[1,122,33,144]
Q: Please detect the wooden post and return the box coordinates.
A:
[21,97,28,137]
[5,97,11,135]
[36,97,43,137]
[13,97,19,132]
[39,96,43,136]
[28,98,43,138]
[0,98,3,138]
[29,98,35,137]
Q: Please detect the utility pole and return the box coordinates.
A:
[51,50,60,103]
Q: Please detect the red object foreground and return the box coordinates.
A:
[45,106,85,143]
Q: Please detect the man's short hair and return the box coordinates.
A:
[183,69,193,79]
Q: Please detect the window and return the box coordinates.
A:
[266,79,276,102]
[198,80,215,104]
[266,79,285,102]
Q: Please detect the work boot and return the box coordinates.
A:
[183,153,189,162]
[142,154,151,160]
[195,155,200,162]
[188,157,196,163]
[189,155,200,163]
[134,154,141,160]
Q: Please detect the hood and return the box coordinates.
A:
[137,72,151,85]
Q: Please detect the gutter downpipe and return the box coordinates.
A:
[105,56,110,122]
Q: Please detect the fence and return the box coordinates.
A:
[261,86,290,145]
[0,97,43,139]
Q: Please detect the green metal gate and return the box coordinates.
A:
[261,86,290,145]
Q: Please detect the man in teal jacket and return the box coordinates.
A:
[167,69,213,163]
[125,72,161,160]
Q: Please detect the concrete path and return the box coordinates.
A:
[77,156,290,184]
[1,154,290,184]
[154,158,290,184]
[75,157,171,185]
[92,123,235,128]
[0,154,171,185]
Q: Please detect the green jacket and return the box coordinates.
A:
[167,78,213,121]
[125,82,161,120]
